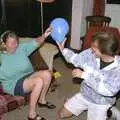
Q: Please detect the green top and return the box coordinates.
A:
[0,39,38,95]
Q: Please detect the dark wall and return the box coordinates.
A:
[0,0,72,37]
[107,0,120,4]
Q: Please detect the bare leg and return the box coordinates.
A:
[26,70,52,103]
[37,70,52,104]
[23,75,44,118]
[23,70,52,118]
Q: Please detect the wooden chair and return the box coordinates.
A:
[82,26,120,55]
[80,16,111,42]
[86,16,111,32]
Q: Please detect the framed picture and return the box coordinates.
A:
[107,0,120,4]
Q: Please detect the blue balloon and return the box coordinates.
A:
[50,18,69,43]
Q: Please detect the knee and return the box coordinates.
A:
[43,70,52,81]
[34,77,44,87]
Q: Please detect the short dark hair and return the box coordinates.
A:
[92,32,119,56]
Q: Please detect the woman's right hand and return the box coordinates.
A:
[56,37,67,52]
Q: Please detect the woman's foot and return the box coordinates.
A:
[28,114,46,120]
[38,102,56,109]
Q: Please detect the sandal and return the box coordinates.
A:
[51,84,59,92]
[38,102,56,109]
[28,114,46,120]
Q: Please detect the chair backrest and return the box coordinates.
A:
[86,16,111,32]
[82,26,120,55]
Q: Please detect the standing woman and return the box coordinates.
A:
[0,28,55,120]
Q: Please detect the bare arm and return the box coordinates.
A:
[35,27,51,46]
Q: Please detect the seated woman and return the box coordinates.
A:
[0,28,56,120]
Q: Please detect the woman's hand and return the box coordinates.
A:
[72,68,84,78]
[56,37,67,52]
[43,27,52,38]
[36,27,51,45]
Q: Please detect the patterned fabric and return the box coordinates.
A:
[62,48,120,105]
[0,114,5,120]
[0,70,27,119]
[0,92,25,115]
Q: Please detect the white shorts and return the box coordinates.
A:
[64,93,111,120]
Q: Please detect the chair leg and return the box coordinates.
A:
[107,106,120,120]
[107,107,113,118]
